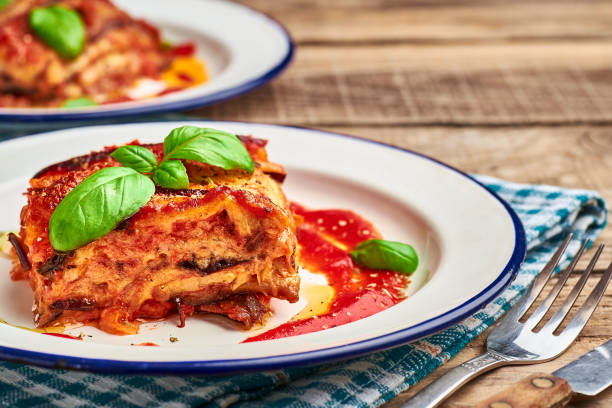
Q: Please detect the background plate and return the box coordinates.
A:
[0,0,293,122]
[0,122,525,373]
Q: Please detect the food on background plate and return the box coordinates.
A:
[7,126,419,338]
[0,0,206,108]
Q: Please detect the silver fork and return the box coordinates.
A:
[402,234,612,408]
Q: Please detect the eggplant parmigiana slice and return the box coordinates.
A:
[11,136,299,335]
[0,0,174,107]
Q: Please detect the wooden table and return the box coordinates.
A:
[190,1,612,406]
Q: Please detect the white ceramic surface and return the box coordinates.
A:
[0,122,525,373]
[0,0,293,121]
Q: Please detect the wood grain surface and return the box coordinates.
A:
[193,43,612,125]
[194,1,612,406]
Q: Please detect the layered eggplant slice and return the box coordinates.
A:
[11,136,299,334]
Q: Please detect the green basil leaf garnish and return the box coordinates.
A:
[163,126,254,173]
[49,167,155,252]
[49,126,256,250]
[350,239,419,275]
[153,160,189,189]
[0,0,12,9]
[111,145,158,174]
[61,98,97,108]
[29,5,85,59]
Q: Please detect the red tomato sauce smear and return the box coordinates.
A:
[244,203,409,342]
[43,333,82,340]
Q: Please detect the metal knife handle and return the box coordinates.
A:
[473,373,572,408]
[400,351,507,408]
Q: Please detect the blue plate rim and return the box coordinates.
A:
[0,4,295,123]
[0,121,527,374]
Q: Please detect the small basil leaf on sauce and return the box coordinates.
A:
[0,0,12,9]
[152,160,189,189]
[163,126,254,173]
[29,5,85,59]
[61,97,97,108]
[49,167,155,252]
[111,146,158,174]
[350,239,419,275]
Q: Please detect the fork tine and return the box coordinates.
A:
[541,244,604,333]
[559,260,612,343]
[524,239,589,329]
[508,234,573,321]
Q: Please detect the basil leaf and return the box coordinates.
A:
[163,126,254,173]
[153,160,189,189]
[111,146,158,174]
[49,167,155,251]
[350,239,419,275]
[30,6,85,59]
[0,0,12,9]
[61,98,97,108]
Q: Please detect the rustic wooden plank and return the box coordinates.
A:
[318,125,612,269]
[190,43,612,125]
[321,125,612,191]
[384,272,612,407]
[238,0,612,44]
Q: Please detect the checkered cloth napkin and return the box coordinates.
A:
[0,124,607,407]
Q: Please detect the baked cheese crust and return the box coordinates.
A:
[11,136,299,334]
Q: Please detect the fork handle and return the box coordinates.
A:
[400,351,508,408]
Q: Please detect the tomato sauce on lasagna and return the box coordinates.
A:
[10,136,300,335]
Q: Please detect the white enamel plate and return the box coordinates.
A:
[0,0,293,122]
[0,122,525,374]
